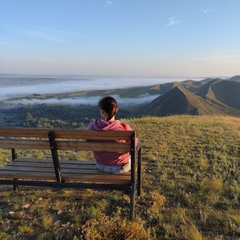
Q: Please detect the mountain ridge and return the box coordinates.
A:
[1,75,240,117]
[141,83,240,117]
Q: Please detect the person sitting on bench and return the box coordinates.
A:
[87,96,138,174]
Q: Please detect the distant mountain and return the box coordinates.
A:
[64,76,239,99]
[141,82,240,117]
[1,74,240,118]
[63,81,181,98]
[142,85,202,116]
[229,75,240,82]
[196,79,240,110]
[178,79,207,92]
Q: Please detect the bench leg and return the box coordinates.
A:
[130,183,136,220]
[137,147,142,196]
[13,178,19,191]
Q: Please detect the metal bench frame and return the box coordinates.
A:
[0,128,142,219]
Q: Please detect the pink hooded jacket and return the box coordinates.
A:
[87,119,135,166]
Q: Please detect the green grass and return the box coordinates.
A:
[0,115,240,239]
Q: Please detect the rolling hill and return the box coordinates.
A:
[196,79,240,110]
[52,76,240,117]
[229,75,240,82]
[141,84,240,116]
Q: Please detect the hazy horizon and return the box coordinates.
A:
[0,74,195,98]
[0,74,207,107]
[0,74,238,109]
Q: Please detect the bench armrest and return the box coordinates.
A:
[136,142,142,152]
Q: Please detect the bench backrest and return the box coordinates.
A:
[0,128,136,153]
[0,128,137,182]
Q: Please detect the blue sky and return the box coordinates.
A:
[0,0,240,77]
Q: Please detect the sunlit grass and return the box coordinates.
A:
[18,224,35,234]
[0,115,240,239]
[41,214,53,229]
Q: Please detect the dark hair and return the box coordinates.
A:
[98,96,118,121]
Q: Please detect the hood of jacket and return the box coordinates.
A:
[87,119,124,131]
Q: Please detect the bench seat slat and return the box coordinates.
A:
[62,175,131,183]
[6,159,134,173]
[7,162,98,170]
[0,170,56,180]
[7,163,53,168]
[0,165,123,175]
[13,158,96,165]
[0,165,130,176]
[0,170,131,183]
[0,165,102,172]
[9,159,136,170]
[0,165,54,172]
[10,158,115,168]
[0,171,131,183]
[0,158,131,183]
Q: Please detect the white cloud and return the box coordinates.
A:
[203,9,213,14]
[107,1,113,4]
[167,17,181,27]
[17,28,65,43]
[43,28,85,38]
[16,28,84,43]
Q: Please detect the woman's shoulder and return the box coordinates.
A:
[87,119,100,130]
[120,122,132,130]
[87,121,94,130]
[87,119,108,130]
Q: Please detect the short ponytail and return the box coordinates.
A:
[98,96,118,121]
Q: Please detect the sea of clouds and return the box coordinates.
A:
[3,94,160,107]
[0,75,202,107]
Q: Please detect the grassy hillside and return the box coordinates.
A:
[142,84,240,116]
[0,115,240,239]
[196,79,240,110]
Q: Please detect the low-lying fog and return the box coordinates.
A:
[0,75,202,108]
[0,76,170,100]
[3,94,160,108]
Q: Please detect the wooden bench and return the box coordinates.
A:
[0,128,142,220]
